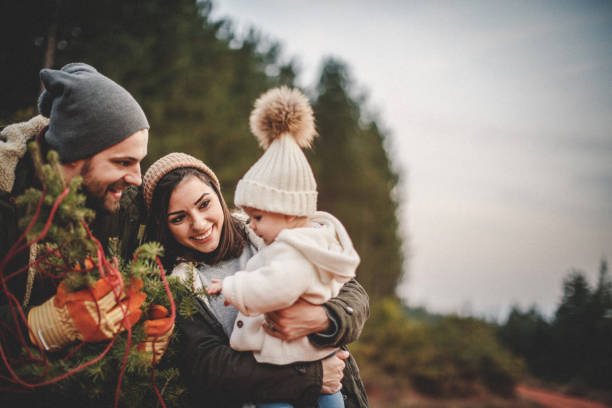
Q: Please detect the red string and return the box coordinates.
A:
[113,321,132,408]
[1,188,70,368]
[0,187,48,274]
[0,187,93,386]
[1,190,178,406]
[155,257,176,342]
[0,334,120,388]
[148,257,176,408]
[81,222,132,408]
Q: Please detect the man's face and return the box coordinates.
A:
[80,129,148,213]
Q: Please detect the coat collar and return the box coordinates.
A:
[0,115,49,193]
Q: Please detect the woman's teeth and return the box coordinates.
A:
[193,228,212,240]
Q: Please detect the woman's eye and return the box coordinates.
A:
[199,199,210,209]
[169,215,184,224]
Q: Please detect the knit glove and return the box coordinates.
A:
[138,305,174,364]
[28,276,146,351]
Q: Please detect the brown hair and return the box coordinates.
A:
[146,167,247,269]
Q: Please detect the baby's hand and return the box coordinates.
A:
[207,279,223,295]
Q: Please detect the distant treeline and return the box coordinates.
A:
[498,259,612,393]
[351,260,612,399]
[1,0,404,303]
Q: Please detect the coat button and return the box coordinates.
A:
[236,320,243,328]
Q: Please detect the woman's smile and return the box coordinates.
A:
[192,227,213,242]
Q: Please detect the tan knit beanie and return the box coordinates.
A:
[234,86,318,216]
[142,152,220,211]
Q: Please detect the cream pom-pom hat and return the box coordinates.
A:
[234,86,319,216]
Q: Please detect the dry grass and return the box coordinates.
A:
[367,386,543,408]
[361,368,542,408]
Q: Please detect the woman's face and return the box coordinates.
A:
[167,175,224,254]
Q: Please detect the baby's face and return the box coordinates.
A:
[244,208,292,245]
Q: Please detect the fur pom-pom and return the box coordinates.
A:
[249,86,317,149]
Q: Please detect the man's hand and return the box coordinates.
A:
[264,299,329,341]
[321,349,349,394]
[28,275,146,351]
[138,305,174,364]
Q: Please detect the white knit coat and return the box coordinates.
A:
[222,211,360,365]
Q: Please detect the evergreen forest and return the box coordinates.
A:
[2,1,611,406]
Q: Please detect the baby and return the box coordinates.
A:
[207,86,360,408]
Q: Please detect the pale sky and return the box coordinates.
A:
[211,0,612,319]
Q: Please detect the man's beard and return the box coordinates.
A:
[81,160,127,214]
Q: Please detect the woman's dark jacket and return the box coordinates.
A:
[178,279,370,408]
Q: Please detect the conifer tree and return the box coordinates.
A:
[2,143,197,407]
[311,58,404,301]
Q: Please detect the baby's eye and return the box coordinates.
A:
[254,215,262,221]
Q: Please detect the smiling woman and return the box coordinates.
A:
[142,152,246,267]
[167,175,224,254]
[141,152,370,407]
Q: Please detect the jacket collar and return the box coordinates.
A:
[0,115,49,193]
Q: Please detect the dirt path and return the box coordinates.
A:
[517,385,610,408]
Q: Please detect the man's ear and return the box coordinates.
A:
[61,159,85,184]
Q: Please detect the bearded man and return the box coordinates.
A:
[0,64,167,397]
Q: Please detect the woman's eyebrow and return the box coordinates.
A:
[167,192,210,217]
[194,192,209,205]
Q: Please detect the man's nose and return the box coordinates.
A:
[124,164,142,186]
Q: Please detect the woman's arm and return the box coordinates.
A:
[265,279,370,347]
[178,298,324,407]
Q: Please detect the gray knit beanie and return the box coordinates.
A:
[38,63,149,162]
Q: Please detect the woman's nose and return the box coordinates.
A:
[192,215,207,230]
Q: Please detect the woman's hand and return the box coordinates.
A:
[321,349,349,394]
[264,299,329,341]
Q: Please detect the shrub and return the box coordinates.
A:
[352,298,525,397]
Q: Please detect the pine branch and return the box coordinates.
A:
[9,143,193,406]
